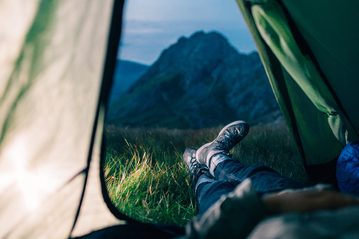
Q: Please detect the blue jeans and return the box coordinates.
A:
[195,159,307,216]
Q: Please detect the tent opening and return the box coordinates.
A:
[101,0,306,225]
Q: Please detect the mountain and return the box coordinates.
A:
[107,31,281,128]
[108,60,148,107]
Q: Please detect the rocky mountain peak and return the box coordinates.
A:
[140,31,242,84]
[108,31,281,128]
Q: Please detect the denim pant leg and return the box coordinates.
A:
[214,159,307,195]
[195,176,236,216]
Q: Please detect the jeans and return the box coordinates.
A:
[195,159,308,216]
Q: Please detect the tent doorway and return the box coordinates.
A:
[102,0,305,226]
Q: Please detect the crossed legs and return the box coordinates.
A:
[184,121,307,216]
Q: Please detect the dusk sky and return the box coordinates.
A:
[118,0,256,64]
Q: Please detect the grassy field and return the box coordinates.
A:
[104,122,307,225]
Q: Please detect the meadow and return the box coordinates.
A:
[104,122,307,225]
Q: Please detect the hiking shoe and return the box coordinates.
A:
[196,120,249,171]
[183,148,212,184]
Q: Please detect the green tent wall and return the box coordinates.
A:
[236,0,359,177]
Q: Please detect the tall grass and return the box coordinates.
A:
[104,122,307,225]
[105,141,195,225]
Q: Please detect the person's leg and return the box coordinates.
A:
[213,158,307,195]
[196,120,308,195]
[194,175,236,216]
[184,148,236,216]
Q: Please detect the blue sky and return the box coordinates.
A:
[118,0,256,65]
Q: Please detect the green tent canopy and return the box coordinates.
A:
[0,0,358,238]
[236,0,359,180]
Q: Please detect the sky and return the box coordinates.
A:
[118,0,256,65]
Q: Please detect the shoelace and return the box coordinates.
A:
[189,155,211,181]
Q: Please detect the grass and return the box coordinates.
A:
[104,122,308,225]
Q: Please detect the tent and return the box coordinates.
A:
[0,0,358,238]
[0,0,126,238]
[236,0,359,183]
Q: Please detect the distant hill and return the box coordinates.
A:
[107,31,281,128]
[108,60,148,107]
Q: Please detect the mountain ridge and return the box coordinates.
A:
[108,31,281,128]
[108,60,148,107]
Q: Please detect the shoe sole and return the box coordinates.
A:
[196,120,249,164]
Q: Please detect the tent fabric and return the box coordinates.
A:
[236,0,359,166]
[0,0,119,238]
[281,0,359,134]
[71,108,120,237]
[251,1,353,145]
